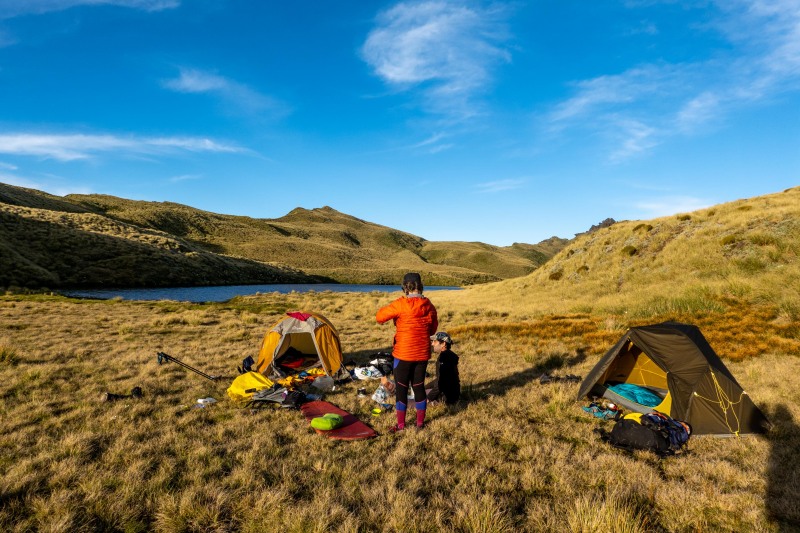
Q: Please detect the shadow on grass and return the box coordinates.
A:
[766,404,800,531]
[463,348,588,402]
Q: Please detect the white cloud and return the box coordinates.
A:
[0,172,40,189]
[0,161,18,170]
[474,178,525,193]
[410,132,454,153]
[163,67,290,118]
[634,196,711,217]
[0,170,93,196]
[547,1,800,162]
[0,132,245,161]
[0,0,179,19]
[362,1,512,119]
[609,119,659,162]
[168,173,202,183]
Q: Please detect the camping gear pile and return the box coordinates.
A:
[225,311,380,439]
[578,321,771,456]
[226,312,349,408]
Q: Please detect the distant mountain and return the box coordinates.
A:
[0,183,566,289]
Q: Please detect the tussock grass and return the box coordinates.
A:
[1,291,799,531]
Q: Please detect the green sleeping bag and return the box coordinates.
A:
[310,413,344,431]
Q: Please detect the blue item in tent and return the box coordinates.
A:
[607,383,663,407]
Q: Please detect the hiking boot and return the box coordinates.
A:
[388,424,405,434]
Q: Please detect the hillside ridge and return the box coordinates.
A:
[0,182,565,289]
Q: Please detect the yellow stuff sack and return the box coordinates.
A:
[227,372,274,402]
[623,412,644,423]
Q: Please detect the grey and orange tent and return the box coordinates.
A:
[255,312,349,380]
[578,322,770,436]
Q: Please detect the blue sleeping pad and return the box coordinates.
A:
[607,383,663,407]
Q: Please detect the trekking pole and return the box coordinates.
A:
[157,352,220,381]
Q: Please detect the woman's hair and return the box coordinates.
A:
[402,272,424,294]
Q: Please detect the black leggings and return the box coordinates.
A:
[393,358,428,409]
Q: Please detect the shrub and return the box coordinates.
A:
[676,214,692,221]
[720,235,738,246]
[735,257,767,274]
[621,245,637,256]
[548,269,564,281]
[633,223,653,233]
[0,344,19,365]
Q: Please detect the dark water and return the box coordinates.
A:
[62,284,461,303]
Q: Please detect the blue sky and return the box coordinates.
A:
[0,1,798,246]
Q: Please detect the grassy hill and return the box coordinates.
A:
[0,182,562,289]
[433,185,800,358]
[0,202,316,290]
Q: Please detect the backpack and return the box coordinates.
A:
[605,412,690,457]
[607,418,672,456]
[281,390,308,409]
[640,412,691,451]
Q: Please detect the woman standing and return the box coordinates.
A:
[376,272,438,431]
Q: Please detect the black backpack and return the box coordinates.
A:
[604,412,691,457]
[606,419,672,456]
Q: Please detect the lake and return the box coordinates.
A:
[62,283,461,303]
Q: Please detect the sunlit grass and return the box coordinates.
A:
[1,290,799,531]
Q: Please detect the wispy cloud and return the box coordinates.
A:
[547,1,800,161]
[634,195,711,217]
[0,0,179,19]
[163,67,290,118]
[0,132,245,161]
[361,1,512,120]
[409,132,454,153]
[168,173,202,183]
[474,178,525,193]
[0,170,92,195]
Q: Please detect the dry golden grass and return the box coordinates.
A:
[1,183,556,287]
[1,290,799,532]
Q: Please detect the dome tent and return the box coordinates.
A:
[256,312,349,380]
[578,322,770,436]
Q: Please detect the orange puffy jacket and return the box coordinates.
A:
[376,295,438,362]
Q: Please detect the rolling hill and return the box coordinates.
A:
[437,185,800,319]
[0,182,565,289]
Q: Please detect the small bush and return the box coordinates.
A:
[735,257,767,274]
[0,344,20,365]
[548,269,564,281]
[577,265,589,273]
[720,235,738,246]
[621,245,637,256]
[737,205,754,211]
[632,223,653,233]
[749,233,779,246]
[677,214,692,221]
